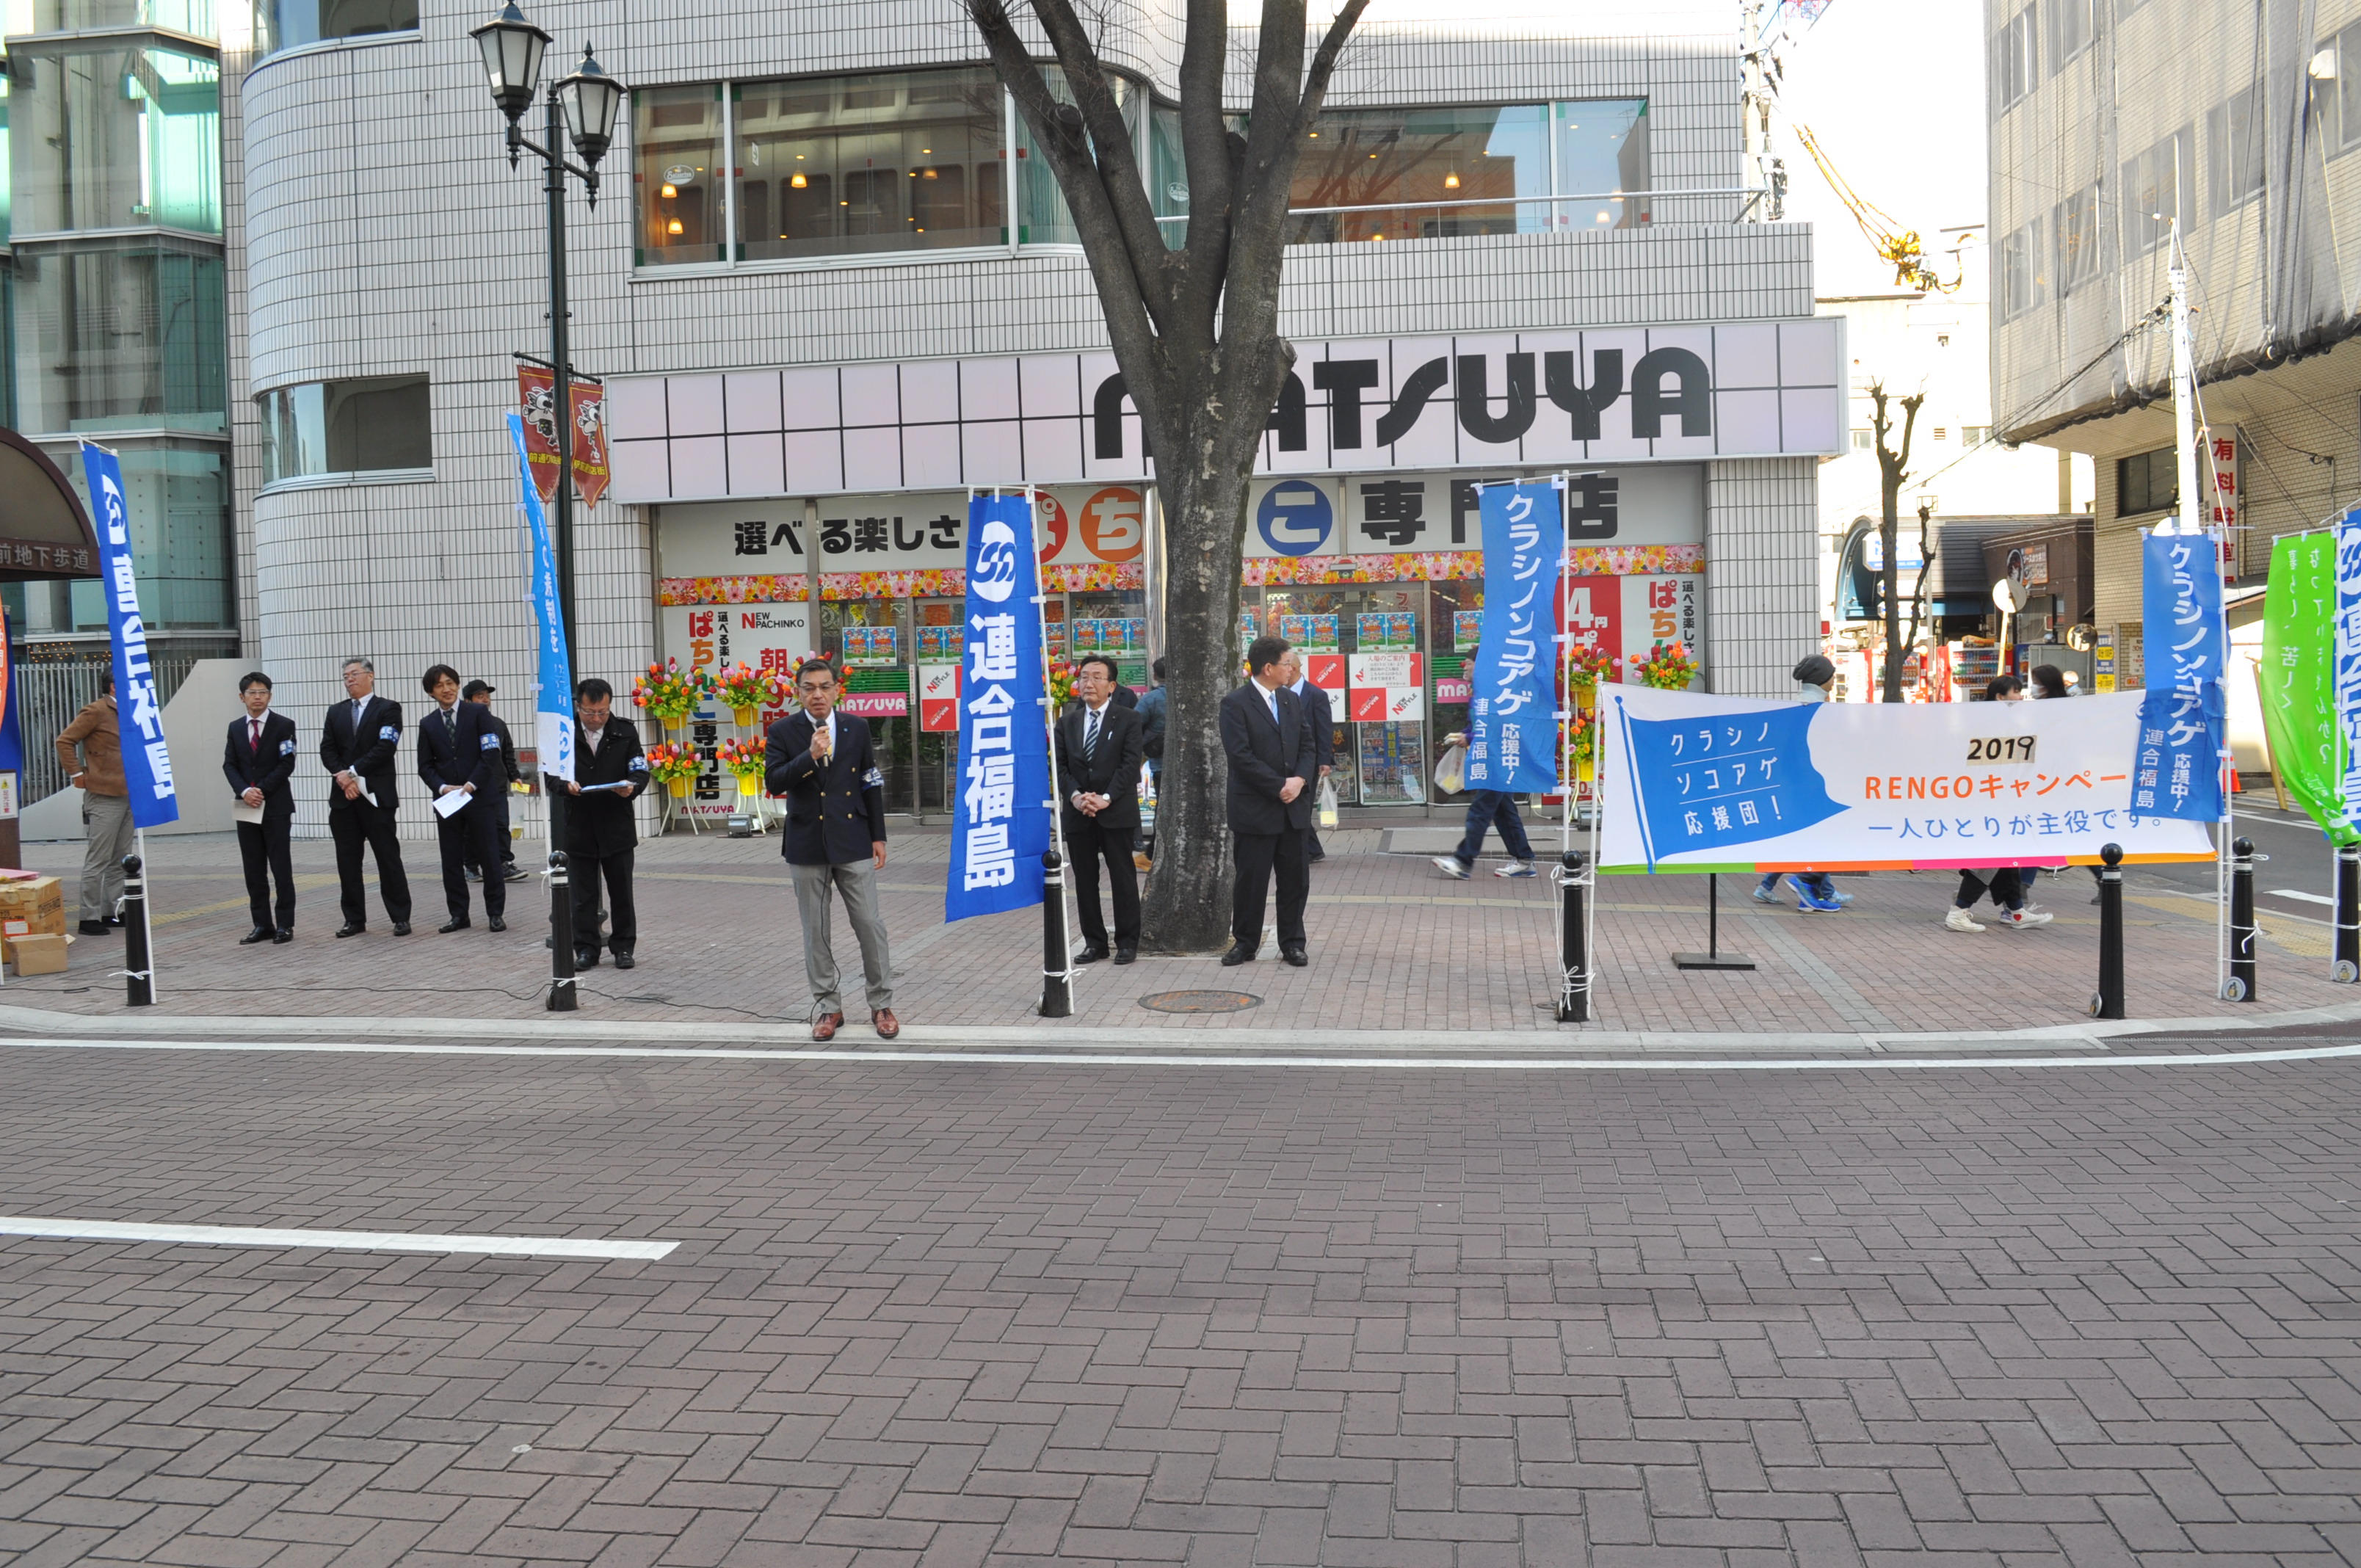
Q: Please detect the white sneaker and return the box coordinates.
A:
[1432,856,1471,880]
[1944,907,1985,932]
[1996,907,2053,928]
[1494,860,1538,878]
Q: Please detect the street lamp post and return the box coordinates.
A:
[471,1,624,1009]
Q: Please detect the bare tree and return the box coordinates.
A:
[965,0,1368,950]
[1866,383,1924,702]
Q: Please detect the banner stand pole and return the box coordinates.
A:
[1673,872,1755,970]
[1029,484,1077,985]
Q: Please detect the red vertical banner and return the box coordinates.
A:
[516,363,610,507]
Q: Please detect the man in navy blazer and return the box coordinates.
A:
[766,656,897,1042]
[415,663,506,934]
[1219,635,1318,968]
[222,670,297,944]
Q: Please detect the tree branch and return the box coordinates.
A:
[1174,0,1236,328]
[1023,0,1181,310]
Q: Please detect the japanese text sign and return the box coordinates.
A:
[2137,529,2227,821]
[2259,531,2357,843]
[947,493,1053,921]
[1466,480,1564,793]
[78,440,178,828]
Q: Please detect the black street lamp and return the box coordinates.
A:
[471,1,624,1012]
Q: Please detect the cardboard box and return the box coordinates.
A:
[0,874,64,940]
[10,932,68,974]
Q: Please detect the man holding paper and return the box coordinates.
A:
[416,664,507,934]
[222,671,297,943]
[319,656,413,938]
[562,677,648,970]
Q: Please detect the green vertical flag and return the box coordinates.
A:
[2259,532,2359,844]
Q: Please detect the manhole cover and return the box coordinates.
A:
[1139,989,1262,1015]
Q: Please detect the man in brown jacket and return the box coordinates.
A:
[57,673,131,936]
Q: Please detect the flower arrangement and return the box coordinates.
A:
[631,658,710,730]
[712,663,786,727]
[1564,641,1622,688]
[644,741,702,798]
[1634,641,1700,691]
[715,736,766,797]
[1048,661,1078,711]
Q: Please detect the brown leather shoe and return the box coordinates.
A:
[810,1011,844,1042]
[871,1008,900,1039]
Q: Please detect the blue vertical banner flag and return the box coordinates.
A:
[508,413,574,784]
[947,491,1052,921]
[0,600,21,780]
[2135,526,2227,821]
[2336,506,2361,823]
[78,441,179,828]
[1465,479,1565,794]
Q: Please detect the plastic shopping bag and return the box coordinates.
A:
[1317,776,1339,830]
[1433,741,1468,796]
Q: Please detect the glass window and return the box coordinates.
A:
[2119,126,2192,258]
[1992,7,2037,112]
[10,236,225,435]
[2045,0,2091,72]
[735,67,1007,261]
[26,0,215,32]
[257,374,429,484]
[634,83,724,266]
[39,438,230,627]
[2050,183,2099,296]
[7,41,221,236]
[1552,99,1648,228]
[1148,101,1187,248]
[2117,446,2177,515]
[2207,85,2264,217]
[1998,216,2047,319]
[254,0,416,59]
[2332,20,2361,155]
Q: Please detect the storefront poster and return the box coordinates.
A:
[2258,531,2357,843]
[1561,573,1704,686]
[2139,528,2227,822]
[1306,653,1346,694]
[918,664,961,733]
[1597,686,2216,873]
[949,493,1053,920]
[1348,652,1425,722]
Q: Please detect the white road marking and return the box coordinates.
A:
[0,1216,675,1259]
[0,1036,2355,1072]
[2269,888,2338,907]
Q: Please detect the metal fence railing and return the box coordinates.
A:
[17,653,209,804]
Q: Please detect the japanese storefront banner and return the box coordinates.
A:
[507,413,575,785]
[2339,507,2361,824]
[516,363,611,509]
[1597,685,2216,874]
[918,664,960,733]
[1465,479,1564,793]
[1347,653,1425,722]
[2259,531,2357,843]
[78,440,178,827]
[2138,528,2227,822]
[948,493,1053,921]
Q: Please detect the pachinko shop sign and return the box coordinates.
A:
[1597,686,2216,873]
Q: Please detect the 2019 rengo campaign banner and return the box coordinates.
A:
[1597,686,2216,873]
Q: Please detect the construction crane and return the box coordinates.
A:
[1790,121,1962,294]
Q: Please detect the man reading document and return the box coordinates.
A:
[562,678,648,970]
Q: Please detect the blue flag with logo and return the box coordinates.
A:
[2134,527,2226,821]
[79,441,178,828]
[1610,694,1845,868]
[508,413,575,784]
[1465,479,1564,793]
[0,601,21,782]
[948,492,1053,922]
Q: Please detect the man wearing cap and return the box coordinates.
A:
[461,680,527,884]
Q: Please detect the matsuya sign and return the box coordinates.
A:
[605,320,1845,504]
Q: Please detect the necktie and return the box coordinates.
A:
[249,718,261,755]
[1084,708,1100,763]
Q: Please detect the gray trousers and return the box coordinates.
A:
[792,859,893,1016]
[79,791,134,922]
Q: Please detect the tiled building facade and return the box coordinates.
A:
[236,0,1828,836]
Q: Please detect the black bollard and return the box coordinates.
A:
[2091,842,2124,1020]
[2337,842,2360,984]
[546,850,577,1012]
[1040,848,1072,1018]
[120,852,153,1008]
[2227,835,2257,1003]
[1556,847,1590,1023]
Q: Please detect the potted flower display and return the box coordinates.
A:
[631,658,709,734]
[713,663,785,730]
[645,741,702,799]
[1048,661,1078,712]
[1634,642,1700,691]
[715,737,765,801]
[1564,642,1621,691]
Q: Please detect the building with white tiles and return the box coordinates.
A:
[223,0,1833,835]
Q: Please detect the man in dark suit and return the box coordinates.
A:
[319,656,412,938]
[222,670,297,943]
[1280,647,1336,864]
[561,677,648,970]
[1219,634,1317,967]
[1056,653,1147,964]
[416,664,507,933]
[766,657,897,1042]
[461,680,527,884]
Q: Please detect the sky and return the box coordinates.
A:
[1772,1,1991,302]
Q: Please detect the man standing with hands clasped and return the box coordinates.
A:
[1056,653,1146,964]
[222,672,297,943]
[319,656,412,938]
[767,657,897,1042]
[1219,635,1317,968]
[415,664,507,934]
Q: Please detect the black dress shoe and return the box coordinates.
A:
[575,950,601,970]
[438,918,471,934]
[464,866,482,882]
[1221,942,1256,966]
[239,926,272,945]
[391,922,411,937]
[1076,944,1109,964]
[273,929,294,945]
[487,916,507,932]
[612,950,635,970]
[335,922,365,939]
[1282,943,1308,968]
[79,919,112,937]
[1114,947,1136,965]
